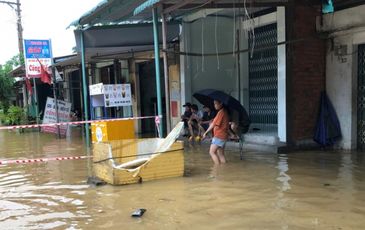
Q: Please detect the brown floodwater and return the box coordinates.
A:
[0,129,365,229]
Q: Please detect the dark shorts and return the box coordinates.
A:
[182,119,189,128]
[201,123,209,130]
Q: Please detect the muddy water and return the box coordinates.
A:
[0,130,365,229]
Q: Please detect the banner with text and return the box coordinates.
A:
[89,83,132,108]
[104,84,132,107]
[23,39,52,78]
[41,97,71,136]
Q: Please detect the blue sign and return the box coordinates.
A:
[24,39,51,59]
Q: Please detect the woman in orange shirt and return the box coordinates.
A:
[202,100,230,164]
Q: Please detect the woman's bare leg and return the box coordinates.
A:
[198,124,205,136]
[209,144,220,164]
[217,147,226,163]
[188,120,194,140]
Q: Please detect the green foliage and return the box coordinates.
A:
[4,54,24,67]
[0,107,5,125]
[0,54,22,105]
[0,105,27,126]
[0,54,26,126]
[0,75,14,105]
[0,101,9,112]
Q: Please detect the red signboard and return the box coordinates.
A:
[171,101,178,117]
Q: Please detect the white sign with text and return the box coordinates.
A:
[41,97,72,136]
[103,84,132,107]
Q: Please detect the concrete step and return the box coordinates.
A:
[179,132,288,153]
[244,142,280,153]
[243,132,280,145]
[225,141,285,153]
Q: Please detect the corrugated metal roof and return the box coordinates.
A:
[68,0,109,27]
[68,0,148,28]
[69,0,292,28]
[134,0,161,16]
[9,65,25,78]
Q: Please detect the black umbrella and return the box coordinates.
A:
[193,89,250,126]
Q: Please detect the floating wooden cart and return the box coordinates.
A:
[91,120,135,143]
[92,122,184,185]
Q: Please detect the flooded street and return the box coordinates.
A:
[0,130,365,229]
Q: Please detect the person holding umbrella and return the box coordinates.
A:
[194,89,250,161]
[202,100,230,164]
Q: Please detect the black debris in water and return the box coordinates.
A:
[87,176,107,186]
[131,208,147,217]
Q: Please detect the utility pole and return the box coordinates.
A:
[0,0,28,109]
[15,0,23,57]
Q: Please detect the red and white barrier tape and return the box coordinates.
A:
[0,115,161,130]
[0,155,92,165]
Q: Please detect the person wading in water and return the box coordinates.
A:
[202,100,230,164]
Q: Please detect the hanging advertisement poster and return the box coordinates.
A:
[41,97,72,136]
[89,83,104,96]
[23,39,52,78]
[103,84,132,107]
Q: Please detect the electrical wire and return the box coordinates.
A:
[183,21,190,69]
[201,16,205,72]
[233,0,236,56]
[215,10,220,70]
[162,36,318,57]
[243,0,255,58]
[179,0,214,12]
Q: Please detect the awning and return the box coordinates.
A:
[74,22,179,51]
[68,0,148,28]
[134,0,161,16]
[54,22,179,67]
[9,65,25,78]
[70,0,291,28]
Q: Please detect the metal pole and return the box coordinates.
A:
[161,12,171,133]
[52,67,61,138]
[152,8,163,138]
[80,31,90,147]
[32,77,40,124]
[49,39,60,137]
[113,59,120,118]
[236,29,241,102]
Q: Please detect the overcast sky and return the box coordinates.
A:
[0,0,101,65]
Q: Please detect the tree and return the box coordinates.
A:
[0,54,23,107]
